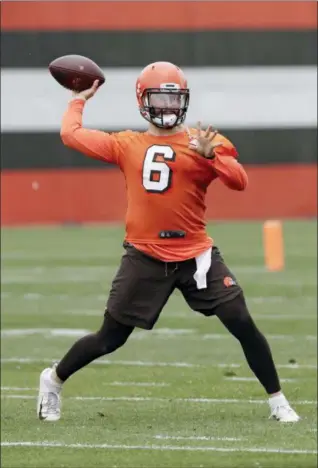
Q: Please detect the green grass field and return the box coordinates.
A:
[1,220,317,468]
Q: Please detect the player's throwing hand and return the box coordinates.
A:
[72,79,100,101]
[189,122,222,159]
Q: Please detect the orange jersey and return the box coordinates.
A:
[61,99,248,261]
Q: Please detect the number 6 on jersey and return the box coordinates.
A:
[142,145,176,193]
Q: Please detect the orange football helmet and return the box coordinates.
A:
[136,62,190,129]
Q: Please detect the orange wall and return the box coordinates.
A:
[1,165,316,226]
[2,1,316,31]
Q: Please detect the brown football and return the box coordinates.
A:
[49,55,105,92]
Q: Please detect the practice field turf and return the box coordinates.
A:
[1,221,317,468]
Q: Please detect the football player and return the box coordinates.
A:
[37,62,299,423]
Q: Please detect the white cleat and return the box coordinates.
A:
[270,404,300,422]
[37,366,62,422]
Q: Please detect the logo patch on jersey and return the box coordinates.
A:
[224,276,236,287]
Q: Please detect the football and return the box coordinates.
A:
[48,54,105,92]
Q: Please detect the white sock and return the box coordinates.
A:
[47,369,63,390]
[268,393,288,410]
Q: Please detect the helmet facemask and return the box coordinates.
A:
[140,87,190,129]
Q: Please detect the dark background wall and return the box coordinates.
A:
[1,1,317,225]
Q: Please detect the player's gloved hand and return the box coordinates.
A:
[189,122,223,159]
[71,79,100,101]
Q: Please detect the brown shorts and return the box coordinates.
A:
[106,243,242,329]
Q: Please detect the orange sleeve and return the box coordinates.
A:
[210,138,248,191]
[60,99,122,165]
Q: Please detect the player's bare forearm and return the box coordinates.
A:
[212,155,248,191]
[60,99,117,164]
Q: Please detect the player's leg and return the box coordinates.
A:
[214,292,300,422]
[37,243,176,421]
[178,246,300,422]
[37,312,132,421]
[56,312,133,382]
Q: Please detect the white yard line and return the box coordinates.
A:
[1,266,317,286]
[146,312,317,321]
[1,266,115,285]
[1,357,199,368]
[1,292,316,303]
[224,377,297,383]
[218,363,317,370]
[1,266,114,275]
[1,329,90,338]
[1,357,317,370]
[2,276,316,286]
[67,310,103,317]
[1,305,316,321]
[134,328,196,338]
[1,383,169,391]
[154,435,242,442]
[202,334,317,341]
[2,328,316,341]
[1,277,107,285]
[2,395,316,405]
[0,328,193,338]
[1,293,107,301]
[1,441,317,454]
[108,382,169,387]
[251,314,317,321]
[1,387,37,391]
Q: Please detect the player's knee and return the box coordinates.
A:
[100,335,128,354]
[95,328,130,355]
[216,292,257,340]
[216,292,247,320]
[95,311,133,355]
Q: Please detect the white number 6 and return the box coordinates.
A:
[142,145,176,193]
